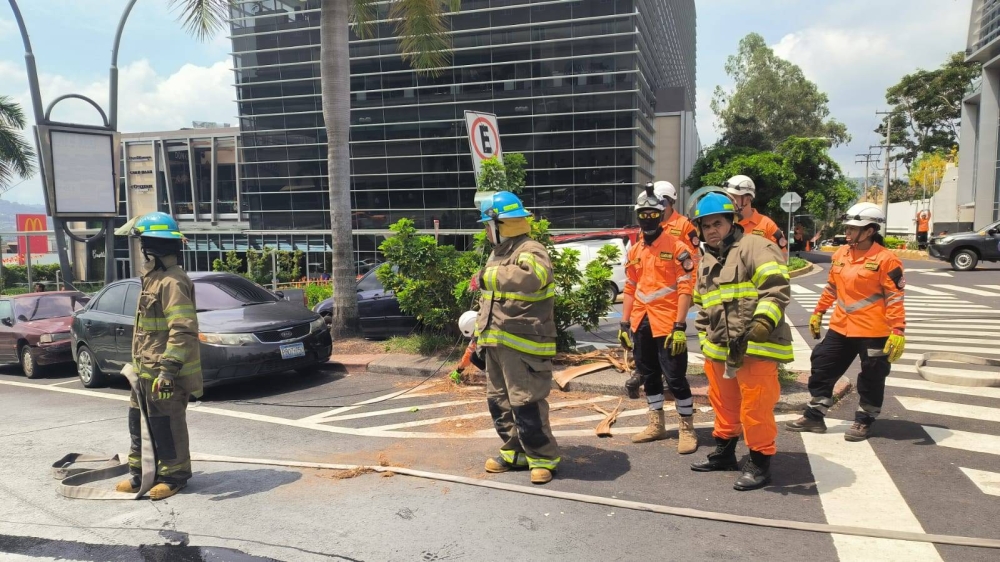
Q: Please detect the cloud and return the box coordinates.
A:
[0,17,14,39]
[1,58,235,204]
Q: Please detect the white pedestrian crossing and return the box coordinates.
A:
[959,468,1000,497]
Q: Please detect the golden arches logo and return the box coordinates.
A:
[23,217,44,232]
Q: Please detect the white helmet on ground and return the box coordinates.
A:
[635,184,665,211]
[723,175,756,198]
[652,180,678,202]
[458,310,478,338]
[841,202,885,228]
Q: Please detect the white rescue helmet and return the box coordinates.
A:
[723,175,756,198]
[635,183,665,211]
[841,202,885,228]
[458,310,478,338]
[652,180,678,202]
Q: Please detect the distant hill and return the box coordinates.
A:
[0,199,50,232]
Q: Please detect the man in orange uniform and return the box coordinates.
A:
[915,209,931,250]
[787,203,906,441]
[652,180,700,260]
[618,186,698,453]
[723,175,788,257]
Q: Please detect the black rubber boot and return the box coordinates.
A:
[624,370,642,400]
[690,436,739,472]
[733,450,772,491]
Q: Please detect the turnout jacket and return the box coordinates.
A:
[815,244,905,338]
[694,229,794,364]
[133,254,203,394]
[475,234,557,357]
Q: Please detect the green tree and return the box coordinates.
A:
[477,153,528,194]
[711,33,850,149]
[211,250,243,274]
[0,96,35,188]
[880,52,979,164]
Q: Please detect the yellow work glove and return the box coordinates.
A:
[151,374,175,401]
[667,323,687,356]
[883,330,905,363]
[617,321,633,350]
[746,317,774,343]
[809,313,823,340]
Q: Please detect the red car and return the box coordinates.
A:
[0,291,89,378]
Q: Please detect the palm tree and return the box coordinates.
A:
[0,96,35,189]
[175,0,459,337]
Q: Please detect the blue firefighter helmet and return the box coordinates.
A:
[692,193,736,222]
[479,191,531,222]
[130,212,184,239]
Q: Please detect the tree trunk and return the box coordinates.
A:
[320,0,360,337]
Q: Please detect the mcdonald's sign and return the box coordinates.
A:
[17,214,49,265]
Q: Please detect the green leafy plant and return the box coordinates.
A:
[211,250,244,274]
[476,153,527,194]
[883,236,908,250]
[788,256,809,271]
[305,283,333,309]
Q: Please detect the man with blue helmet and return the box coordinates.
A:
[689,193,793,491]
[115,212,201,500]
[472,191,560,485]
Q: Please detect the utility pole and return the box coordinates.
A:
[855,152,880,200]
[874,110,901,221]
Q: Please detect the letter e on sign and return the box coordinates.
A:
[464,111,503,182]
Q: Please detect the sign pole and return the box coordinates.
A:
[25,234,32,288]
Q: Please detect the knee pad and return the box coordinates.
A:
[513,403,549,449]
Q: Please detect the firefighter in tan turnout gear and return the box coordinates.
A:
[115,212,202,500]
[472,191,560,485]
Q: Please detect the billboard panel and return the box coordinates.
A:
[40,127,119,218]
[16,214,48,265]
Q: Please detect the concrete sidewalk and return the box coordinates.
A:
[330,352,851,412]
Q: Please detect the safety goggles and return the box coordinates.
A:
[637,210,662,220]
[839,213,885,224]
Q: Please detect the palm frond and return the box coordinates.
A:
[0,96,28,130]
[0,126,36,187]
[351,0,377,40]
[168,0,233,42]
[389,0,456,75]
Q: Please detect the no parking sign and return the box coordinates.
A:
[464,111,502,183]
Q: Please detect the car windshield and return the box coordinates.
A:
[14,294,87,322]
[194,276,279,311]
[357,270,383,292]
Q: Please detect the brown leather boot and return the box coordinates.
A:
[149,482,183,501]
[115,478,139,493]
[632,410,668,443]
[677,415,698,454]
[530,468,553,484]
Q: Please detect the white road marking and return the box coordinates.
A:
[903,335,1000,346]
[318,399,482,422]
[903,342,1000,356]
[919,272,953,277]
[800,419,943,561]
[364,396,617,431]
[471,414,800,438]
[0,379,130,402]
[790,284,816,294]
[959,468,1000,497]
[930,284,1000,297]
[297,389,424,423]
[902,285,951,296]
[813,284,828,291]
[896,396,1000,423]
[885,375,1000,400]
[48,379,82,386]
[549,407,666,427]
[788,322,813,372]
[975,285,1000,292]
[922,426,1000,456]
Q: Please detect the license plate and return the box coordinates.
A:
[280,342,306,359]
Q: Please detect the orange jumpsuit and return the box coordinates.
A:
[805,243,905,421]
[740,209,787,257]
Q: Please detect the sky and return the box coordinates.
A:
[0,0,975,206]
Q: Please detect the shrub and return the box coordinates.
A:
[304,283,332,309]
[788,257,809,271]
[883,236,907,249]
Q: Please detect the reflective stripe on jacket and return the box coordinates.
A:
[476,235,557,356]
[815,244,905,337]
[694,229,794,363]
[132,254,203,394]
[623,231,694,337]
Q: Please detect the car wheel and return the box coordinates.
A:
[951,249,978,272]
[20,345,41,379]
[607,282,619,303]
[76,345,108,388]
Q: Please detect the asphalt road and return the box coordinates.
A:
[1,255,999,561]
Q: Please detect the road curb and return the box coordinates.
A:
[789,262,819,279]
[336,353,854,412]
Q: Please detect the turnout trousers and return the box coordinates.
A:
[806,329,890,423]
[705,356,780,455]
[485,345,560,470]
[632,316,693,415]
[127,378,192,486]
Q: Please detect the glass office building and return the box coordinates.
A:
[229,0,698,268]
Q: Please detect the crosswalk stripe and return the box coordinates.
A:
[905,330,1000,341]
[897,396,1000,423]
[929,284,1000,297]
[790,284,816,294]
[919,272,953,277]
[885,376,1000,400]
[959,468,1000,497]
[902,285,951,296]
[296,389,417,423]
[800,419,943,561]
[976,284,1000,292]
[365,396,616,431]
[904,342,1000,355]
[922,426,1000,456]
[318,399,483,422]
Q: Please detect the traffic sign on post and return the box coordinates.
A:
[465,111,502,182]
[780,192,802,213]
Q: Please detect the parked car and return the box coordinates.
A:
[314,268,418,339]
[554,236,628,301]
[928,219,1000,271]
[70,272,332,388]
[0,291,89,378]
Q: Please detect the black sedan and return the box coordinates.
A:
[314,268,417,339]
[928,219,1000,271]
[70,272,332,388]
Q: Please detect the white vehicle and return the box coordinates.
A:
[554,237,628,301]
